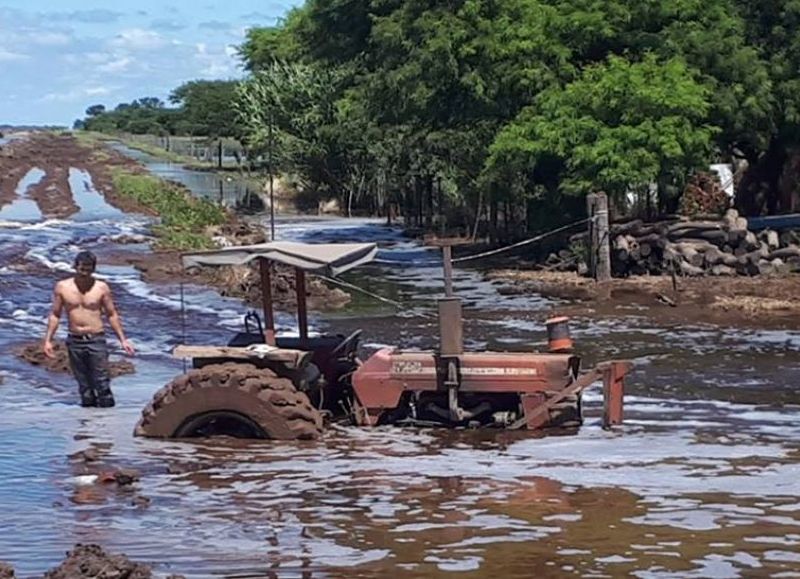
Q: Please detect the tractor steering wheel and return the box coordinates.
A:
[331,329,362,357]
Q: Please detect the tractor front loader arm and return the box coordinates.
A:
[510,360,632,430]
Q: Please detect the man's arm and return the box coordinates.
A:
[101,283,135,356]
[43,284,64,359]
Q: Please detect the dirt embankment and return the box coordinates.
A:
[490,269,800,328]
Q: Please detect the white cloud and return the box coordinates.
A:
[192,42,238,78]
[200,61,235,77]
[97,57,134,73]
[84,52,111,64]
[3,4,256,124]
[41,86,112,103]
[111,28,167,51]
[0,48,28,61]
[85,86,111,96]
[31,32,72,46]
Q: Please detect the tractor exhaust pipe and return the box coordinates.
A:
[438,297,463,355]
[545,316,573,353]
[438,297,464,421]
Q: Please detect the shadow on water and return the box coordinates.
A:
[0,146,798,577]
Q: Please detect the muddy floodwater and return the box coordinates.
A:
[1,143,800,578]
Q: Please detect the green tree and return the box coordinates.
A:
[169,80,241,138]
[489,54,717,211]
[85,104,106,117]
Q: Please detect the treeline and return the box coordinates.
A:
[79,1,800,236]
[74,81,241,140]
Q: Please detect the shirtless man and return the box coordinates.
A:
[42,250,135,407]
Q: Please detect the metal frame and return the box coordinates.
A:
[258,257,308,347]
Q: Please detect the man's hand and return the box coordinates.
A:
[43,340,56,359]
[120,338,136,356]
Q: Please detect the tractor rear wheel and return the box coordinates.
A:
[134,363,323,440]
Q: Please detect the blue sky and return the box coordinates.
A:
[0,0,300,125]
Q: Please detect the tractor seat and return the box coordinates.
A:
[227,332,266,348]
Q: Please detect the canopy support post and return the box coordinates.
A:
[259,257,276,346]
[296,267,308,345]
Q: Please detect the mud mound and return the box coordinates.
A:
[16,341,135,378]
[0,561,15,578]
[125,250,350,310]
[207,220,267,246]
[44,544,151,579]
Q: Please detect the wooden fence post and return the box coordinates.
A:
[596,192,611,282]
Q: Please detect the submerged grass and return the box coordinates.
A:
[111,170,227,250]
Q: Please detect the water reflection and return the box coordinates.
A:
[110,143,268,213]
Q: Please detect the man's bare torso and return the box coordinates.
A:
[58,277,108,334]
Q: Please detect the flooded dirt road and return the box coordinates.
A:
[1,135,800,577]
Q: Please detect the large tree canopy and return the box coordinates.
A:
[169,80,241,138]
[489,54,717,207]
[237,0,800,219]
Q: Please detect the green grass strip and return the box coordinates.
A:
[111,170,227,250]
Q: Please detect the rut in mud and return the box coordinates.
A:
[0,133,146,219]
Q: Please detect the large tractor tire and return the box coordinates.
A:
[134,363,323,440]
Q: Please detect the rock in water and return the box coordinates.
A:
[44,544,152,579]
[0,561,16,579]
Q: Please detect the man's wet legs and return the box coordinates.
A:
[66,336,115,408]
[67,338,96,406]
[88,338,114,408]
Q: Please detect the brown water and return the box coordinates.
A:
[1,149,799,577]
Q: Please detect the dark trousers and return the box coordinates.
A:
[66,334,115,408]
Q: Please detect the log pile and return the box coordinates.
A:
[554,209,800,277]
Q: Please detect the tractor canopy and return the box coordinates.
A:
[181,241,378,277]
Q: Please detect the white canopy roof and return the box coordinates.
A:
[181,241,378,277]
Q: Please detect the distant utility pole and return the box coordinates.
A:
[268,109,275,241]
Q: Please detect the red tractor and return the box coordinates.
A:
[135,241,631,440]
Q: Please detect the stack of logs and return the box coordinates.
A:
[557,209,800,277]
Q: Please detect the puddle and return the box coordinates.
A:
[68,168,125,221]
[0,168,45,222]
[109,142,267,212]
